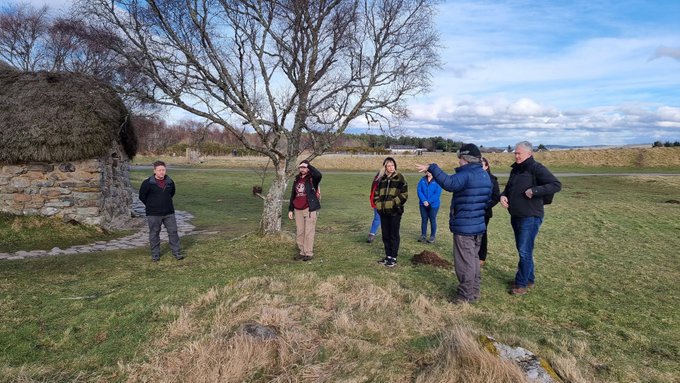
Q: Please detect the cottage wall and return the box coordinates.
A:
[0,142,132,230]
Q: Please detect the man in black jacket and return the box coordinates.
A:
[500,141,561,295]
[139,161,183,262]
[288,160,322,261]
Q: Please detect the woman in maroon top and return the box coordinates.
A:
[287,160,322,261]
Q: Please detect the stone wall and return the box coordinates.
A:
[0,142,132,230]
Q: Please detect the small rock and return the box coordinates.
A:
[239,322,278,341]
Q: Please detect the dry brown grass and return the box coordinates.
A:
[134,147,680,171]
[414,327,527,383]
[121,274,593,382]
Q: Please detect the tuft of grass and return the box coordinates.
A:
[123,274,532,383]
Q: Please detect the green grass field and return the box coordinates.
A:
[1,168,679,382]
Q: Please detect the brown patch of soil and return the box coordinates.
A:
[411,250,452,269]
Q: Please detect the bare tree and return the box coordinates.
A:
[0,3,155,113]
[79,0,440,234]
[0,3,49,71]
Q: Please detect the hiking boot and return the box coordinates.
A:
[302,256,313,261]
[367,234,376,243]
[451,297,474,305]
[509,287,528,295]
[417,236,426,242]
[508,281,535,289]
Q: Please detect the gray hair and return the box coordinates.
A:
[515,141,533,152]
[460,154,481,164]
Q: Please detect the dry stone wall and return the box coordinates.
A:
[0,143,132,230]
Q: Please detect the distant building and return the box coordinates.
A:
[389,145,425,155]
[0,67,138,229]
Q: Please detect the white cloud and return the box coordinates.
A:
[15,0,680,146]
[650,46,680,62]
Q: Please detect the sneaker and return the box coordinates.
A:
[151,258,159,262]
[427,237,435,243]
[302,256,313,261]
[294,254,304,260]
[367,234,376,243]
[384,260,397,267]
[417,236,426,242]
[377,257,387,265]
[175,255,185,260]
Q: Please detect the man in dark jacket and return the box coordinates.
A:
[288,160,322,261]
[501,141,561,295]
[139,160,183,262]
[417,143,492,303]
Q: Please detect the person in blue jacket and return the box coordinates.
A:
[416,143,492,304]
[417,171,442,243]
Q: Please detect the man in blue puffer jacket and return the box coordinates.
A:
[416,143,492,303]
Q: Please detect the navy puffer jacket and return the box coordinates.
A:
[428,162,491,235]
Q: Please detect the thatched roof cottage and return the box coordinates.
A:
[0,65,137,229]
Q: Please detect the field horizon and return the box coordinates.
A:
[133,146,680,173]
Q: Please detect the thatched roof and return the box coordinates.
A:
[0,67,137,163]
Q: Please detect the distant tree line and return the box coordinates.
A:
[652,141,680,147]
[132,116,474,156]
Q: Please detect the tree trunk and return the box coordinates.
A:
[259,165,288,235]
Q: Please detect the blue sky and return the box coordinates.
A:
[28,0,680,147]
[401,0,680,146]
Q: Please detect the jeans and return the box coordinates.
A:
[147,214,181,260]
[369,208,381,235]
[419,204,438,238]
[510,216,543,288]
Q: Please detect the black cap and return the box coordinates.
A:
[458,143,481,158]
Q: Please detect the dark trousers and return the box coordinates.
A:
[479,216,491,261]
[454,234,482,301]
[379,213,401,260]
[147,214,181,260]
